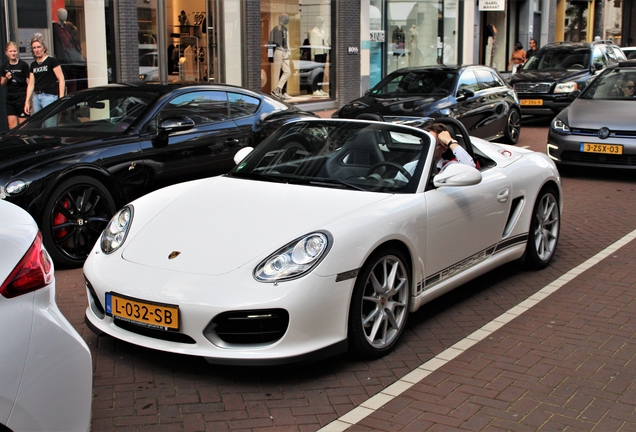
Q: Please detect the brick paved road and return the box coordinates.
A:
[54,116,636,431]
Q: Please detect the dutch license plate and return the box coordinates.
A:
[580,143,623,155]
[520,99,543,106]
[106,292,179,331]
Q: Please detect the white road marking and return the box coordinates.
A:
[319,228,636,431]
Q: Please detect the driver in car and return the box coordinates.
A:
[397,123,476,182]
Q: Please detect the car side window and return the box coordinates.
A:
[162,91,229,125]
[475,69,499,89]
[592,47,608,69]
[457,70,480,93]
[228,92,260,119]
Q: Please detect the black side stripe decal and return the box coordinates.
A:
[422,233,528,289]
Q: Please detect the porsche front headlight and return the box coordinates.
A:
[100,205,133,254]
[254,232,330,282]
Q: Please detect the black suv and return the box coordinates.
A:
[510,40,626,115]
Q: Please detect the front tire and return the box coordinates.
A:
[348,248,411,358]
[41,176,116,268]
[524,188,560,269]
[502,108,521,144]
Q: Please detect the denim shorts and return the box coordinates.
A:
[32,92,58,114]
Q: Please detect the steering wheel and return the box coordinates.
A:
[366,161,412,181]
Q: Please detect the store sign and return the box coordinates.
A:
[479,0,506,11]
[370,30,385,43]
[444,1,458,18]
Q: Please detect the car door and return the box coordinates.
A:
[454,70,491,139]
[138,90,245,190]
[424,166,512,289]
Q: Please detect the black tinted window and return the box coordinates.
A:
[371,71,457,96]
[458,71,480,92]
[228,93,260,118]
[475,69,499,89]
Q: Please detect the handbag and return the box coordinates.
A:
[58,46,86,66]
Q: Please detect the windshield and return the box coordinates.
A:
[229,120,431,193]
[522,48,590,72]
[370,70,457,97]
[18,90,158,136]
[580,68,636,100]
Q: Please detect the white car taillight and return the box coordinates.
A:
[0,232,53,298]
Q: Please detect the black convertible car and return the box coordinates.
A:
[0,83,315,267]
[333,65,521,144]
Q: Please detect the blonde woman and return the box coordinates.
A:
[24,33,65,115]
[1,41,30,129]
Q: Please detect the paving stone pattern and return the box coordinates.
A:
[54,121,636,430]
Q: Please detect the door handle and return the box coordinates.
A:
[497,188,510,203]
[224,138,240,147]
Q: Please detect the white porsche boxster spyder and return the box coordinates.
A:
[84,118,561,365]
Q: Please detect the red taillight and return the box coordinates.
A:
[0,232,54,298]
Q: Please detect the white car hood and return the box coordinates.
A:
[122,177,390,275]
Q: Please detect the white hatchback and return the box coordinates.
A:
[0,200,92,431]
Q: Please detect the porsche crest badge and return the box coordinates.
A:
[168,251,181,260]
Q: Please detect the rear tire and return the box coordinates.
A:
[524,188,560,269]
[348,248,410,358]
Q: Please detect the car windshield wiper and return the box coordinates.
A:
[309,178,370,191]
[226,171,289,183]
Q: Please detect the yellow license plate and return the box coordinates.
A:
[106,292,179,331]
[520,99,543,106]
[580,143,623,155]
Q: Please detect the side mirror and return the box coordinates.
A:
[456,88,475,100]
[159,116,195,133]
[593,62,604,71]
[233,146,254,165]
[433,163,482,187]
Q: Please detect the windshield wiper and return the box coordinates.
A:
[309,178,370,191]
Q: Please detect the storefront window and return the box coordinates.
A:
[564,1,589,42]
[50,0,87,93]
[261,0,332,102]
[386,0,459,74]
[369,0,384,87]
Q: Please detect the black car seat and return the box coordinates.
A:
[323,128,384,180]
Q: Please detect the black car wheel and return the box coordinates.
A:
[41,176,116,268]
[503,108,521,144]
[348,248,410,358]
[524,187,560,269]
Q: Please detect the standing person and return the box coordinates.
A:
[507,42,526,75]
[1,42,30,129]
[526,38,538,59]
[24,33,65,116]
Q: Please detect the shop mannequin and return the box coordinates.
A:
[310,17,327,63]
[53,8,85,92]
[408,25,418,66]
[485,24,497,67]
[269,14,291,100]
[393,24,405,56]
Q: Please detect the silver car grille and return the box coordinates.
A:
[513,82,552,93]
[571,128,636,139]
